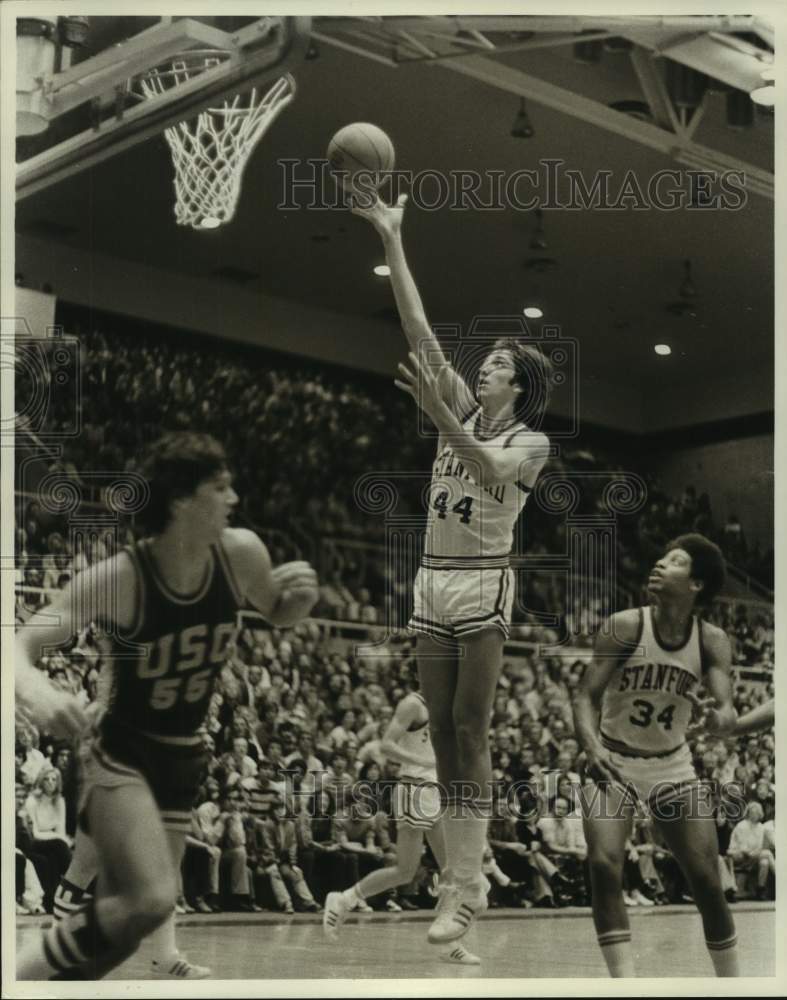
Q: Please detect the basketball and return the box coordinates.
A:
[327,122,395,190]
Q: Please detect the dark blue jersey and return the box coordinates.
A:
[96,537,244,737]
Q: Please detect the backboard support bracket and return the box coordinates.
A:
[16,16,312,201]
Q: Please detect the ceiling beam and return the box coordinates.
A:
[315,14,772,37]
[434,53,772,200]
[629,46,680,133]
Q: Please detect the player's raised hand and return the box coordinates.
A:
[350,192,408,239]
[36,687,89,741]
[271,561,319,605]
[395,351,450,425]
[686,688,735,738]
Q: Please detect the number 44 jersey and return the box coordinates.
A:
[424,407,538,571]
[599,606,705,757]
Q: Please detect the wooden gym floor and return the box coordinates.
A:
[15,903,775,982]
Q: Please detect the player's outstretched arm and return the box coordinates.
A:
[225,528,319,627]
[395,351,550,486]
[15,556,131,739]
[351,194,474,415]
[572,611,637,787]
[379,694,434,770]
[732,698,774,736]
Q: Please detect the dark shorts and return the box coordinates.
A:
[78,720,207,835]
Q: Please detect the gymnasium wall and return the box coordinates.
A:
[15,236,773,439]
[16,235,642,431]
[648,434,774,550]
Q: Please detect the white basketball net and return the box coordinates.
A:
[139,63,296,230]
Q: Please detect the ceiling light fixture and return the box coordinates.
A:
[654,344,672,356]
[529,208,547,251]
[751,68,775,107]
[679,259,697,299]
[510,98,534,139]
[523,307,543,319]
[373,264,390,277]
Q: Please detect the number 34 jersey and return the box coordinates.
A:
[96,538,242,738]
[600,606,705,757]
[424,407,537,570]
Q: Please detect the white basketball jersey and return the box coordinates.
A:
[599,606,705,756]
[423,407,534,569]
[399,693,437,783]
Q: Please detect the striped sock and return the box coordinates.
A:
[598,929,635,977]
[53,879,94,923]
[39,899,136,980]
[706,934,739,977]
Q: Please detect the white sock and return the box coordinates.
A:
[706,935,739,977]
[149,910,178,963]
[341,885,363,908]
[443,798,490,889]
[598,930,635,977]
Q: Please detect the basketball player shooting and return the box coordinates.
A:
[15,432,319,980]
[351,192,551,944]
[572,533,740,977]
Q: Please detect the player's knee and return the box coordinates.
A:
[687,863,722,902]
[453,712,486,755]
[588,850,623,889]
[428,719,455,742]
[120,882,175,938]
[759,849,774,863]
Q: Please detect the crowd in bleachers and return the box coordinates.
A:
[16,612,775,915]
[18,318,773,616]
[15,316,774,915]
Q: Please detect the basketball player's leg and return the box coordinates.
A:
[18,782,175,980]
[416,634,459,788]
[653,792,739,976]
[144,828,209,978]
[425,820,447,872]
[580,782,636,977]
[53,828,99,921]
[324,825,426,938]
[353,826,426,903]
[454,628,505,794]
[426,628,502,943]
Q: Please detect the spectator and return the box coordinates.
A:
[23,767,72,912]
[256,801,320,913]
[219,789,257,912]
[728,801,775,900]
[229,737,258,780]
[16,727,46,787]
[304,790,359,899]
[15,783,48,915]
[536,796,588,904]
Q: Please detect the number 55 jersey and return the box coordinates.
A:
[81,537,243,833]
[599,605,705,757]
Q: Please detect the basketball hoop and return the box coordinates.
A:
[137,53,296,230]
